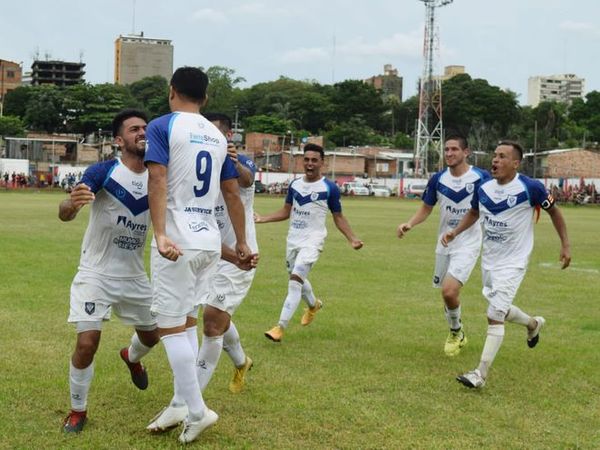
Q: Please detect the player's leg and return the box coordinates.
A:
[223,321,253,393]
[506,304,546,348]
[265,248,300,341]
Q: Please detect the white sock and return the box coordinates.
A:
[127,333,151,363]
[170,326,200,407]
[505,305,532,327]
[477,324,505,379]
[445,305,462,330]
[196,335,224,392]
[223,322,246,368]
[69,361,94,412]
[278,280,303,328]
[161,332,206,420]
[302,279,316,307]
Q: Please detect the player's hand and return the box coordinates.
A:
[560,246,571,269]
[396,223,411,238]
[227,142,238,164]
[70,183,95,208]
[351,239,364,250]
[440,231,455,247]
[156,235,183,261]
[254,212,263,223]
[236,253,259,271]
[236,242,252,262]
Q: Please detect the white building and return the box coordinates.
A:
[527,74,585,107]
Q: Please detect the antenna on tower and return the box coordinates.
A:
[132,0,136,34]
[331,31,337,84]
[414,0,453,176]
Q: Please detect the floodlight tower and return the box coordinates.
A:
[414,0,453,175]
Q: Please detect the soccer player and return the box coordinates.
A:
[256,143,363,342]
[397,136,490,356]
[59,109,159,433]
[442,140,570,388]
[144,67,251,444]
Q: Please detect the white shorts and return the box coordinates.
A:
[68,272,155,327]
[286,246,320,278]
[151,248,220,318]
[432,249,479,288]
[201,261,256,316]
[481,267,526,321]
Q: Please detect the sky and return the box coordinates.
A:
[2,0,600,104]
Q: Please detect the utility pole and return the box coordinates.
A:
[414,0,453,176]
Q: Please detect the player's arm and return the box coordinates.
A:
[332,212,363,250]
[58,183,95,222]
[227,145,254,188]
[221,177,251,260]
[147,162,182,261]
[441,208,479,247]
[254,203,292,223]
[397,204,434,238]
[221,244,259,271]
[545,203,571,269]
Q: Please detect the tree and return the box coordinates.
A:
[325,117,384,147]
[24,85,65,133]
[392,132,413,149]
[0,116,25,137]
[128,76,169,118]
[3,86,32,118]
[244,114,293,135]
[329,80,386,130]
[204,66,245,116]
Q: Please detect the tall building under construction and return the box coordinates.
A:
[114,33,173,85]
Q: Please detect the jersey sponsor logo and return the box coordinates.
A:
[184,206,213,214]
[84,302,95,315]
[466,183,474,194]
[484,216,508,228]
[445,205,470,215]
[113,235,144,250]
[117,215,148,235]
[507,195,517,208]
[131,180,144,190]
[189,132,220,146]
[292,206,310,216]
[189,220,209,232]
[485,232,507,243]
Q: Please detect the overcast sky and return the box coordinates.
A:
[1,0,599,104]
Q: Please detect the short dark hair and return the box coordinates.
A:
[112,109,148,138]
[303,143,324,160]
[498,140,524,161]
[445,134,468,150]
[203,112,232,131]
[170,67,209,103]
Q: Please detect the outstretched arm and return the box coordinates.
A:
[59,183,95,222]
[441,208,480,247]
[546,206,571,269]
[254,203,292,224]
[397,204,433,238]
[332,212,363,250]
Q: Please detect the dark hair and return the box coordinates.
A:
[112,109,148,138]
[203,112,232,131]
[170,67,209,103]
[498,140,524,161]
[445,134,468,150]
[303,143,324,160]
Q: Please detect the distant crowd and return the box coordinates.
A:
[1,171,82,191]
[549,181,599,205]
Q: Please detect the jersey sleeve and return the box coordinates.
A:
[470,185,482,210]
[79,160,117,194]
[238,154,257,178]
[326,180,342,213]
[220,156,239,181]
[527,178,555,210]
[422,173,440,206]
[144,113,176,166]
[285,179,296,204]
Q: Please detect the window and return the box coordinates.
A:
[6,70,15,78]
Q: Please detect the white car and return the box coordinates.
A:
[342,182,369,196]
[369,184,391,197]
[406,183,427,198]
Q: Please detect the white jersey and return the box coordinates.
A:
[423,166,490,255]
[285,176,341,250]
[145,112,238,251]
[77,158,150,279]
[215,154,258,253]
[473,173,554,270]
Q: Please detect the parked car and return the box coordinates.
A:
[406,183,427,198]
[341,182,369,196]
[368,184,391,197]
[254,180,266,193]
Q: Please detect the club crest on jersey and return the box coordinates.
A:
[216,294,225,303]
[310,192,319,201]
[84,302,95,315]
[507,195,517,208]
[115,187,126,199]
[466,183,474,194]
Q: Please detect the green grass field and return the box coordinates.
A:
[1,190,599,449]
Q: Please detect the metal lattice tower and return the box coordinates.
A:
[414,0,453,175]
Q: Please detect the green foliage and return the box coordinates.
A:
[0,115,25,137]
[2,86,32,118]
[128,76,169,119]
[1,192,599,449]
[392,131,414,149]
[325,117,384,147]
[24,85,65,133]
[330,80,387,130]
[244,114,293,134]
